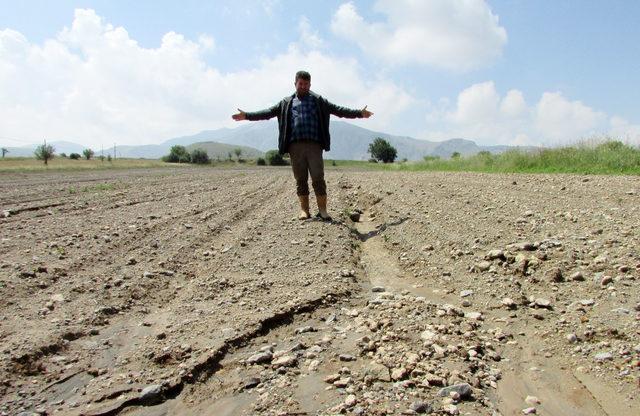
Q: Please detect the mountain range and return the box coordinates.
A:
[2,121,529,160]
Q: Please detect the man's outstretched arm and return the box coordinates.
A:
[325,100,373,119]
[231,103,280,121]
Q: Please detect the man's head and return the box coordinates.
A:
[294,70,311,97]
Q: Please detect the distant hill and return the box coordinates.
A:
[166,121,531,160]
[1,122,534,160]
[4,141,87,157]
[186,142,264,160]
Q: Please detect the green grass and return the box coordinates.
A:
[380,140,640,175]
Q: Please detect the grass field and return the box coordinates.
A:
[373,140,640,175]
[3,140,638,175]
[0,157,179,172]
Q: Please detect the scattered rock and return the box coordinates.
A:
[437,383,472,399]
[139,384,163,404]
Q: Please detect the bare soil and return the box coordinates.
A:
[0,167,638,416]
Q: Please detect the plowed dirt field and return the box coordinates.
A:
[1,167,638,416]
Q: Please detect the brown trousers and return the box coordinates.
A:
[288,141,326,196]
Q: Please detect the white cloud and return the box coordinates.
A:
[425,82,626,147]
[534,92,606,142]
[609,116,640,145]
[331,0,507,71]
[0,9,413,148]
[298,16,325,49]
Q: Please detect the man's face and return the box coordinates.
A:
[295,78,310,97]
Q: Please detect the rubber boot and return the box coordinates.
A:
[298,195,311,220]
[316,195,332,221]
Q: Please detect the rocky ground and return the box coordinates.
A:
[0,167,638,416]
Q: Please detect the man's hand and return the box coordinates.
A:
[361,105,373,118]
[231,109,246,121]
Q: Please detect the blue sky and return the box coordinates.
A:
[1,0,639,149]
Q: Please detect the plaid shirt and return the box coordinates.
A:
[290,93,319,142]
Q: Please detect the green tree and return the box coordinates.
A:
[451,151,461,159]
[233,148,242,160]
[190,148,210,164]
[368,137,397,163]
[83,149,95,160]
[34,143,55,165]
[69,153,81,160]
[265,149,286,166]
[162,145,191,163]
[256,157,266,166]
[1,148,8,158]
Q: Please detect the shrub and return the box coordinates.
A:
[451,151,461,159]
[59,152,68,158]
[190,148,210,164]
[368,158,378,163]
[107,154,112,162]
[423,155,440,162]
[265,150,287,166]
[162,145,191,163]
[368,137,397,163]
[69,153,81,160]
[34,143,55,165]
[256,157,266,166]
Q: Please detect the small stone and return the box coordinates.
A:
[391,367,408,381]
[344,394,357,407]
[333,377,351,388]
[139,384,163,403]
[566,333,578,343]
[600,276,613,286]
[571,271,585,281]
[464,311,483,320]
[295,326,315,334]
[366,362,391,382]
[485,249,505,260]
[243,377,260,389]
[460,290,473,297]
[246,351,272,365]
[580,299,595,306]
[324,374,341,383]
[546,267,564,282]
[502,298,516,308]
[525,396,541,405]
[349,212,361,222]
[437,383,472,399]
[339,354,356,362]
[272,355,297,367]
[522,408,537,414]
[410,401,433,414]
[371,286,385,293]
[143,271,155,278]
[594,352,613,362]
[534,298,551,308]
[421,330,437,342]
[474,261,491,272]
[442,404,459,415]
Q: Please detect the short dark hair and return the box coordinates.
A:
[295,71,311,82]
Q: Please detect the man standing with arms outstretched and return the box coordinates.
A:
[232,70,373,221]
